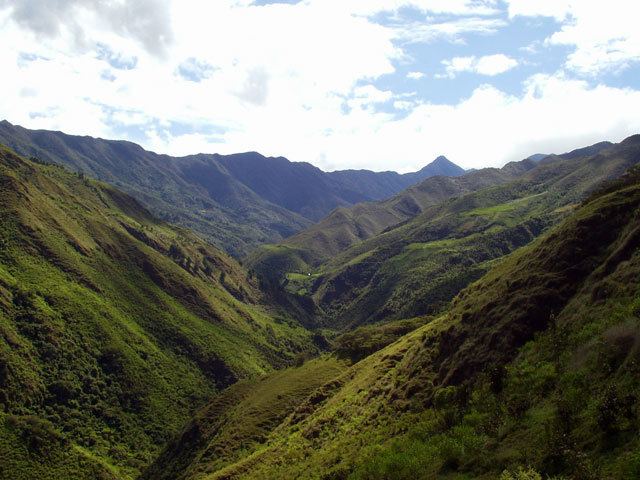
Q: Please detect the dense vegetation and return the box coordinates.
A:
[251,139,640,329]
[2,133,640,480]
[0,146,315,479]
[150,149,640,479]
[0,121,461,256]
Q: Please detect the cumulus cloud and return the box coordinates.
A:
[0,0,639,174]
[407,71,425,79]
[297,74,640,172]
[506,0,640,75]
[235,67,270,106]
[0,0,173,56]
[177,57,217,82]
[440,54,518,78]
[310,0,500,17]
[505,0,572,20]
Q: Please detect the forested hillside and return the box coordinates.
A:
[148,158,640,480]
[0,146,315,479]
[250,138,640,328]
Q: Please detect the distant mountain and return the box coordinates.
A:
[0,121,464,255]
[248,138,640,328]
[559,140,614,160]
[410,155,466,178]
[209,152,462,222]
[527,153,549,162]
[304,138,640,327]
[526,141,614,163]
[247,157,538,278]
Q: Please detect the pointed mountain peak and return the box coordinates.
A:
[417,155,465,177]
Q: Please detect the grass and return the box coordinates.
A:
[0,146,316,479]
[141,356,348,480]
[0,413,120,480]
[4,140,640,479]
[463,192,547,218]
[0,123,313,257]
[246,154,538,277]
[152,174,640,479]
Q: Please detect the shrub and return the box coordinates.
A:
[6,415,67,454]
[596,384,637,437]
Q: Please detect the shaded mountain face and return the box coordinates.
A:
[249,137,640,329]
[0,145,315,479]
[212,152,463,222]
[527,153,549,162]
[0,121,463,256]
[147,165,640,480]
[2,133,639,480]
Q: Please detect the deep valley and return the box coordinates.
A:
[1,129,639,479]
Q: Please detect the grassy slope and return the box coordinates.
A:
[163,165,640,479]
[0,412,123,480]
[142,356,348,480]
[246,159,538,279]
[0,146,314,479]
[278,137,640,328]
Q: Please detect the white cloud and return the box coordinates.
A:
[506,0,640,75]
[306,74,640,172]
[407,71,425,79]
[0,0,639,176]
[505,0,572,20]
[393,100,416,110]
[395,17,506,44]
[440,54,518,78]
[0,0,173,56]
[311,0,500,17]
[347,85,395,111]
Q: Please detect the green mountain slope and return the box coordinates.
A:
[0,145,314,479]
[154,161,640,479]
[141,356,348,480]
[0,121,463,256]
[247,158,538,280]
[256,137,640,328]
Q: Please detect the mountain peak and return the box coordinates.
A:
[416,155,465,177]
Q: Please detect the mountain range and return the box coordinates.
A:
[1,128,639,480]
[248,139,630,328]
[0,121,464,256]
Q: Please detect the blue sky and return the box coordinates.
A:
[1,0,640,171]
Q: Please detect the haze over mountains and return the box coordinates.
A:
[0,121,464,257]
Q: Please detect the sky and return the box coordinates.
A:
[1,1,640,172]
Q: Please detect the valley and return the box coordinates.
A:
[0,134,639,480]
[0,122,463,257]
